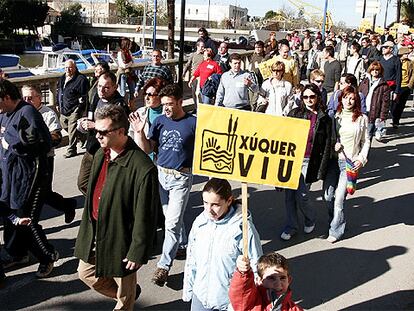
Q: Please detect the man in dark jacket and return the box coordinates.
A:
[198,27,218,56]
[74,104,159,310]
[214,41,231,72]
[0,80,58,278]
[57,59,89,158]
[77,72,130,195]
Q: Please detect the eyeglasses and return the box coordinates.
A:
[302,95,317,100]
[95,127,120,136]
[145,92,158,97]
[314,79,324,83]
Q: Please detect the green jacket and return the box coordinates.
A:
[74,137,159,277]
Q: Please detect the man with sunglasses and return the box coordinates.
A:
[75,104,160,310]
[133,50,173,98]
[77,72,130,195]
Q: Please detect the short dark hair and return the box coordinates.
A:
[96,61,110,73]
[159,83,183,100]
[0,79,21,100]
[351,41,361,53]
[99,72,117,85]
[342,73,358,88]
[198,27,208,36]
[229,53,241,62]
[324,45,335,57]
[255,40,264,48]
[257,252,289,278]
[95,104,129,134]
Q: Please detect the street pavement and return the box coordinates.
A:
[1,104,414,310]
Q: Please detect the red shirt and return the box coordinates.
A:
[193,59,222,88]
[92,148,110,221]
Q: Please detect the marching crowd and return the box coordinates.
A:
[0,25,413,310]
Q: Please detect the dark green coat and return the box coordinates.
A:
[74,137,159,277]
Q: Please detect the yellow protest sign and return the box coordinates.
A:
[193,105,310,189]
[258,59,273,80]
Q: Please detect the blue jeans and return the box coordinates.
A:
[118,74,135,97]
[329,159,348,239]
[283,158,315,234]
[201,94,212,104]
[323,158,340,221]
[157,167,193,271]
[191,295,223,311]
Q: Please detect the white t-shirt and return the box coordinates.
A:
[39,104,62,157]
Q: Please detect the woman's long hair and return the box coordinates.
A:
[337,86,362,122]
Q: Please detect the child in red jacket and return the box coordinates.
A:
[229,252,303,311]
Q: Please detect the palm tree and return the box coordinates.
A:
[401,0,414,26]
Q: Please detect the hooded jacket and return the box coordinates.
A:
[183,204,263,310]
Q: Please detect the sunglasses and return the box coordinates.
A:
[272,69,284,72]
[95,127,120,136]
[302,95,317,100]
[145,92,158,97]
[314,79,324,83]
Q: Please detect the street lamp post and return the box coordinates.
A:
[321,0,328,39]
[178,0,186,88]
[153,0,157,48]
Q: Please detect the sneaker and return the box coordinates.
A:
[36,251,59,278]
[151,268,168,287]
[64,198,77,223]
[280,232,292,241]
[327,236,338,243]
[135,284,142,300]
[304,224,315,234]
[175,248,186,260]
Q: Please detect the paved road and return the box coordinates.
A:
[1,106,414,310]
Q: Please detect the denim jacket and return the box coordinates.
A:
[183,204,263,310]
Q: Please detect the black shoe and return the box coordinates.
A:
[135,284,141,300]
[64,198,77,223]
[151,268,168,287]
[36,251,59,279]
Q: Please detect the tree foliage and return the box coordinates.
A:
[0,0,49,36]
[116,0,144,18]
[53,3,83,37]
[401,0,414,27]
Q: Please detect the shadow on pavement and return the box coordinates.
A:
[289,246,407,309]
[341,289,414,310]
[0,259,88,309]
[140,299,190,310]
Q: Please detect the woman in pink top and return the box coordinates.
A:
[188,48,222,104]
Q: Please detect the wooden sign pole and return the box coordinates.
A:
[241,182,249,258]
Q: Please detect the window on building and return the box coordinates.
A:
[188,8,190,14]
[196,9,198,14]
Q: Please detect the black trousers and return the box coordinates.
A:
[391,87,412,125]
[4,161,56,264]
